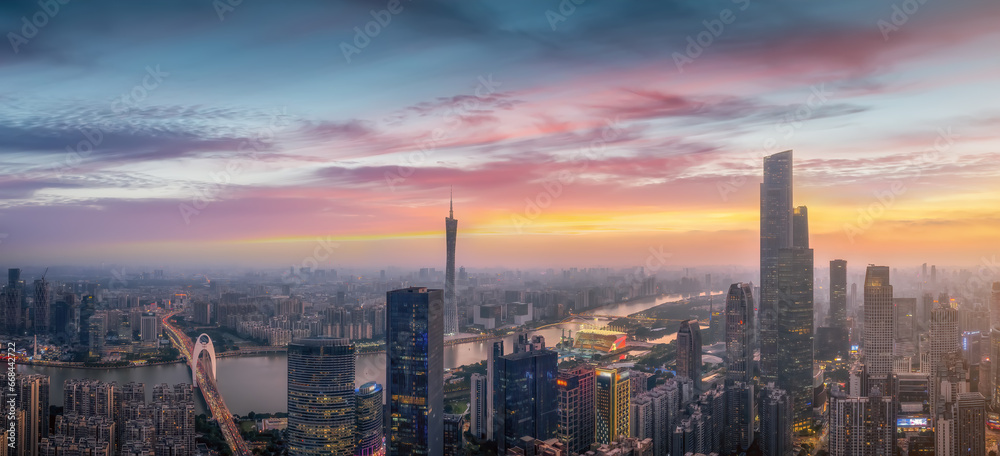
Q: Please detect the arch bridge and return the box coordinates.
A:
[191,333,217,387]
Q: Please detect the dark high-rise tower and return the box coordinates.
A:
[287,337,357,456]
[724,282,756,454]
[386,287,443,456]
[776,206,814,431]
[725,283,755,384]
[492,334,558,453]
[760,150,793,384]
[3,268,23,334]
[830,259,847,328]
[444,189,458,335]
[676,319,702,391]
[34,278,50,335]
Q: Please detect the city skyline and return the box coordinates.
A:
[2,1,1000,268]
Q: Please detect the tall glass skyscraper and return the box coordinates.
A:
[287,337,357,456]
[776,206,814,431]
[444,192,458,335]
[386,287,443,456]
[759,150,793,385]
[355,382,385,456]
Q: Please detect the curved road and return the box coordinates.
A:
[162,313,252,456]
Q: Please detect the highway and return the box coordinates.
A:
[162,313,252,456]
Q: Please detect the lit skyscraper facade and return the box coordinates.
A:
[556,366,595,454]
[492,334,558,453]
[776,206,814,431]
[444,192,458,335]
[828,385,895,456]
[760,150,794,385]
[595,367,630,445]
[17,374,49,456]
[386,287,443,456]
[864,266,894,379]
[676,319,702,391]
[355,382,385,456]
[830,259,847,328]
[287,337,357,456]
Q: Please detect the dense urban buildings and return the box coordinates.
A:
[287,337,358,456]
[386,287,444,456]
[555,366,595,454]
[759,383,793,456]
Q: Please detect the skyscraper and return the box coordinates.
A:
[864,265,894,379]
[676,319,702,391]
[760,150,794,384]
[3,268,23,334]
[991,283,1000,329]
[556,366,595,454]
[469,373,487,439]
[386,287,443,456]
[355,382,385,456]
[595,367,630,444]
[725,283,756,453]
[725,283,754,384]
[16,374,49,456]
[287,337,357,456]
[759,383,792,456]
[33,278,49,335]
[931,305,960,418]
[444,190,458,335]
[828,385,895,456]
[492,334,558,452]
[830,259,847,328]
[956,392,986,456]
[776,206,814,431]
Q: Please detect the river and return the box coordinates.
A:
[20,291,720,415]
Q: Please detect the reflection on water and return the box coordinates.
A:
[20,292,719,414]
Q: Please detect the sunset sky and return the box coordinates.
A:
[1,0,999,269]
